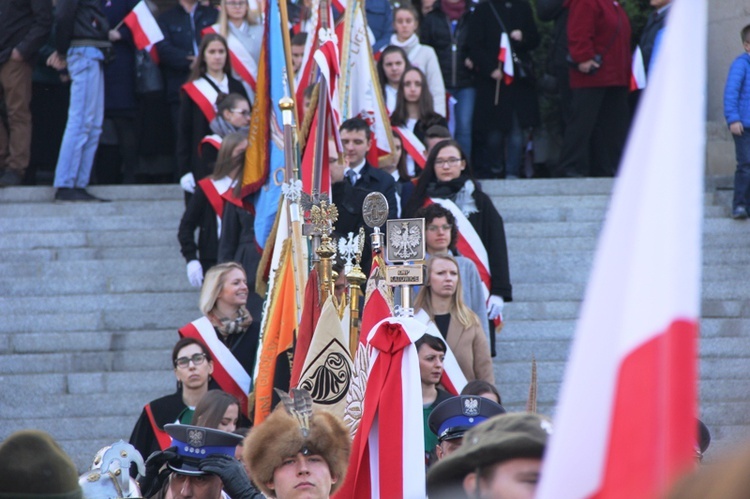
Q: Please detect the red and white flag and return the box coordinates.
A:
[123,0,164,51]
[537,0,705,497]
[498,32,514,85]
[630,44,647,92]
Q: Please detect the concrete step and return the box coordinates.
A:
[0,185,184,203]
[0,229,180,250]
[3,330,179,354]
[0,199,183,218]
[0,309,194,335]
[0,349,177,375]
[0,215,179,233]
[0,292,196,314]
[2,246,180,263]
[0,259,187,279]
[0,272,188,296]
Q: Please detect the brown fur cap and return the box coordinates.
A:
[243,406,351,497]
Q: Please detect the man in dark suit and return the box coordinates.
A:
[332,117,397,275]
[640,0,671,75]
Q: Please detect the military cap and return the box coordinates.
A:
[164,424,243,476]
[428,395,506,442]
[426,412,551,495]
[0,430,82,499]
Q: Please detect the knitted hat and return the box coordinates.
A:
[426,412,551,496]
[0,430,82,499]
[243,390,351,497]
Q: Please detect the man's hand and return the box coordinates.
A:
[510,29,523,42]
[577,59,601,74]
[47,51,67,70]
[730,121,744,136]
[10,48,24,62]
[490,68,503,81]
[109,29,122,42]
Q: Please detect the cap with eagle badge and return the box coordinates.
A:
[428,395,506,442]
[164,424,243,476]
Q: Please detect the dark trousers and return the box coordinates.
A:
[558,86,629,177]
[733,131,750,210]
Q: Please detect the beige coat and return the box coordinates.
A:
[445,317,495,384]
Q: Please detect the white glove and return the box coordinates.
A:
[187,260,203,287]
[487,295,505,321]
[180,172,196,194]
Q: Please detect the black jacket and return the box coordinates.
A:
[331,162,397,275]
[0,0,52,64]
[157,4,218,103]
[178,181,220,268]
[639,6,670,74]
[420,0,475,89]
[55,0,109,54]
[177,75,247,179]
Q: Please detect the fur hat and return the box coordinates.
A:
[243,395,351,497]
[0,430,82,499]
[426,412,551,496]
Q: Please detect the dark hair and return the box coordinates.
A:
[742,25,750,43]
[414,204,457,252]
[216,92,250,119]
[390,131,411,182]
[415,333,446,353]
[424,125,451,140]
[172,337,213,367]
[376,45,411,93]
[212,132,247,180]
[192,390,241,429]
[340,117,372,141]
[403,139,477,217]
[189,33,232,82]
[292,32,308,46]
[461,380,502,405]
[390,67,442,129]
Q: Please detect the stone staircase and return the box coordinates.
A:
[0,177,746,470]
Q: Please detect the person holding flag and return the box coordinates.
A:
[466,0,539,179]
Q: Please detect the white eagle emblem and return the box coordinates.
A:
[187,429,205,447]
[389,222,420,260]
[463,397,480,417]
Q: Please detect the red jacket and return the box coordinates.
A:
[564,0,631,88]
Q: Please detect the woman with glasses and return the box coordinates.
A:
[204,0,263,101]
[403,140,511,340]
[179,262,260,422]
[178,133,248,288]
[198,93,251,174]
[129,337,214,464]
[178,34,248,195]
[415,254,494,383]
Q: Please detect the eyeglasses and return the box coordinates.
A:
[174,353,207,368]
[231,109,251,117]
[434,157,462,168]
[427,224,452,232]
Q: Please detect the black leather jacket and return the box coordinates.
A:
[55,0,109,54]
[420,0,475,89]
[0,0,52,64]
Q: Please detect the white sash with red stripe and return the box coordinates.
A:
[178,317,252,416]
[426,197,491,301]
[393,126,426,169]
[413,310,468,393]
[204,25,258,93]
[200,134,223,156]
[182,78,219,122]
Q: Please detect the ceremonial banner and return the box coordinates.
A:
[359,250,393,343]
[243,0,293,250]
[297,296,354,419]
[537,0,705,496]
[290,268,322,387]
[123,0,164,50]
[339,0,395,165]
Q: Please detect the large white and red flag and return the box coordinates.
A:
[123,0,164,50]
[537,0,705,497]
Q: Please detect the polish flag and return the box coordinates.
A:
[498,32,514,85]
[630,45,647,92]
[123,0,164,51]
[536,0,705,497]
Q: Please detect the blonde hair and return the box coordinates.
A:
[414,254,481,329]
[199,262,247,315]
[218,0,261,36]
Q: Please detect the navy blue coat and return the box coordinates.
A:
[102,0,139,112]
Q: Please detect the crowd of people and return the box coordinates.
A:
[0,0,677,195]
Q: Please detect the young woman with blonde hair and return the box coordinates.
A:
[415,254,494,383]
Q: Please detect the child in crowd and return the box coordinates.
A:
[724,24,750,220]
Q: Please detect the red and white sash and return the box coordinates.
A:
[203,25,258,92]
[144,403,172,450]
[197,176,231,218]
[178,317,252,416]
[182,78,219,122]
[199,134,223,157]
[393,126,426,169]
[425,197,491,301]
